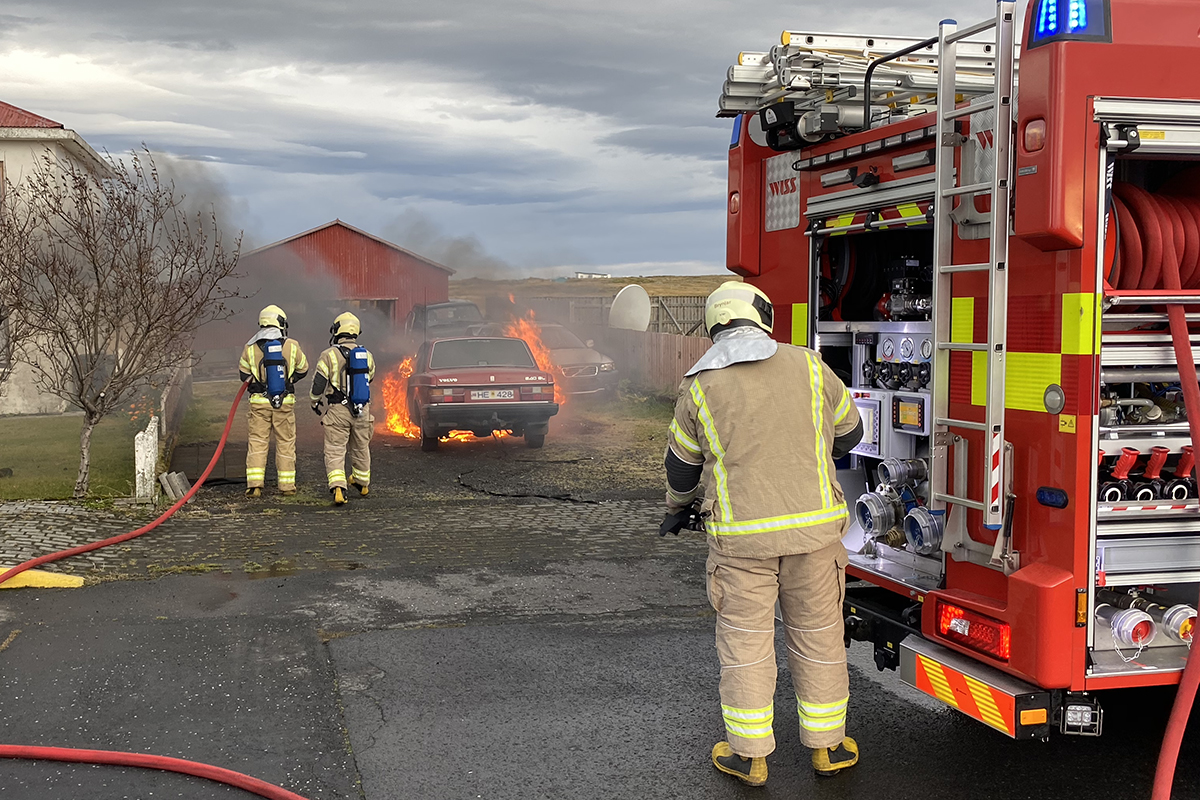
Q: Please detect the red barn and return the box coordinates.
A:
[240,220,453,325]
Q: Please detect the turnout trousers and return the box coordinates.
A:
[706,539,850,757]
[321,403,373,490]
[246,403,297,490]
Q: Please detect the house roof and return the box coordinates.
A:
[243,219,456,275]
[0,101,64,129]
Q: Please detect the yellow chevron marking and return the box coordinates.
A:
[963,675,1008,733]
[919,656,959,709]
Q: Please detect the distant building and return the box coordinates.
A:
[574,271,611,280]
[240,220,454,325]
[0,101,111,416]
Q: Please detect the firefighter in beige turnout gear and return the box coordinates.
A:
[664,282,864,787]
[311,312,376,506]
[239,305,309,496]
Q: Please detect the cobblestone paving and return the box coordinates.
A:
[0,496,706,581]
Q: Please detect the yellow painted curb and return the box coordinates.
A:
[0,569,85,589]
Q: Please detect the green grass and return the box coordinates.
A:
[0,415,136,500]
[177,380,244,445]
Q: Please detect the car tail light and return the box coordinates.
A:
[937,602,1011,661]
[520,385,553,397]
[430,388,464,402]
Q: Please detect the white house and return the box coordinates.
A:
[0,101,111,415]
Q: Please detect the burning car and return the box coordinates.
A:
[405,337,559,450]
[471,322,618,397]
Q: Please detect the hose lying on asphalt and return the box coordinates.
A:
[0,383,311,800]
[1109,182,1200,800]
[0,746,311,800]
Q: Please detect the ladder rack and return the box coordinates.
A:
[718,27,1017,128]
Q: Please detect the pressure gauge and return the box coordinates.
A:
[881,338,895,359]
[900,338,915,360]
[921,338,933,360]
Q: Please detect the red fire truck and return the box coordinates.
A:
[721,0,1200,738]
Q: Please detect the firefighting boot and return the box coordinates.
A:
[280,488,296,497]
[245,487,262,498]
[812,737,859,776]
[351,483,369,497]
[711,742,767,787]
[332,487,347,506]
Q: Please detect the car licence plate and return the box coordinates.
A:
[470,389,515,400]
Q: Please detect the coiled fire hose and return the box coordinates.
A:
[0,383,313,800]
[1109,180,1200,799]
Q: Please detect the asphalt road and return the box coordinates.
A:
[4,548,1200,800]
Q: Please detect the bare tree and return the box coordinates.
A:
[0,148,241,497]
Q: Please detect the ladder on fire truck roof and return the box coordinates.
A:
[929,3,1018,531]
[717,24,1013,122]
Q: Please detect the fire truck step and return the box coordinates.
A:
[900,637,1052,740]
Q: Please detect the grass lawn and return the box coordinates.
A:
[0,414,136,500]
[177,380,246,446]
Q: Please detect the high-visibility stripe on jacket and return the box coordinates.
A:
[310,341,376,403]
[238,338,308,407]
[668,343,860,558]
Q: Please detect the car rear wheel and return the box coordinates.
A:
[525,433,545,449]
[421,434,439,452]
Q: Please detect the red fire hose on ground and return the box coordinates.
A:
[0,383,313,800]
[1109,180,1200,799]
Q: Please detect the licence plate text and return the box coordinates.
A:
[470,389,515,400]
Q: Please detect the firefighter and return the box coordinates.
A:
[310,312,376,506]
[238,305,309,497]
[663,281,864,787]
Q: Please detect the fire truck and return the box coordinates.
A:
[720,0,1200,739]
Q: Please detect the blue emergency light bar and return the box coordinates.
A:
[1029,0,1111,48]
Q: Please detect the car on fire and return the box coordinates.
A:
[470,322,618,397]
[406,337,559,451]
[403,300,484,342]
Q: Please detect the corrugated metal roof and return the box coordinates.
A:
[244,220,455,275]
[0,101,63,129]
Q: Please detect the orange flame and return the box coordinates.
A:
[503,311,566,406]
[508,293,516,303]
[381,355,510,442]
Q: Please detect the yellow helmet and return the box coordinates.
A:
[330,311,361,342]
[258,304,287,330]
[704,281,773,338]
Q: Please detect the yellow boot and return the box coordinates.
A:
[812,736,859,776]
[332,487,347,506]
[711,742,767,787]
[245,487,262,498]
[352,482,369,497]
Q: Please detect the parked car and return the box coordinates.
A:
[404,300,484,342]
[407,337,559,450]
[470,322,618,397]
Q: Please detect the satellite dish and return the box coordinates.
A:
[609,284,651,331]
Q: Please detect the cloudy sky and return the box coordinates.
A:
[0,0,1000,277]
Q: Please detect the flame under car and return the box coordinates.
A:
[407,337,560,451]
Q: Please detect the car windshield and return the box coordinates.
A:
[430,339,536,369]
[539,327,585,349]
[428,304,482,324]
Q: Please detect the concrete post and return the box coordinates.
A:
[134,414,159,501]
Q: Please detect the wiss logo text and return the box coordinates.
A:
[768,178,797,196]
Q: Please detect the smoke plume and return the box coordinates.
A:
[383,208,513,279]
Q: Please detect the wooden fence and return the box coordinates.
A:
[530,295,708,336]
[579,326,712,395]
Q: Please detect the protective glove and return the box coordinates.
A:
[312,403,323,417]
[659,502,705,536]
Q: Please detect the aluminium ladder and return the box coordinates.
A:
[930,3,1018,531]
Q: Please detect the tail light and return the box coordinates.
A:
[520,384,554,398]
[937,602,1012,661]
[429,388,464,403]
